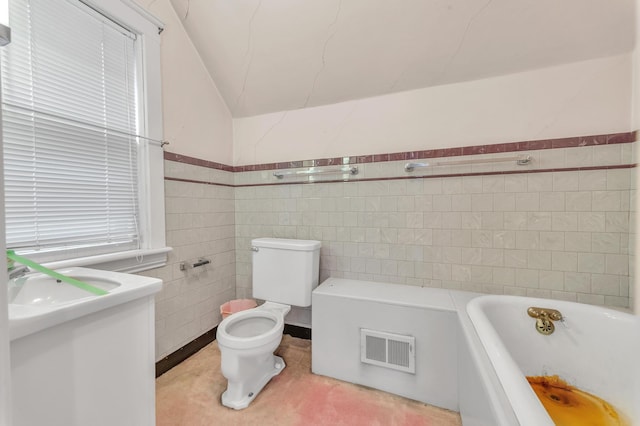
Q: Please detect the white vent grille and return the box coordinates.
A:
[360,329,415,374]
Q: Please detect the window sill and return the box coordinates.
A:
[42,247,173,274]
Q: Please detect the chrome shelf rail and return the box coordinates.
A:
[405,155,531,172]
[273,166,358,179]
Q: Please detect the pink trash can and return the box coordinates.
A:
[220,299,257,319]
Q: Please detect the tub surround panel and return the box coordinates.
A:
[453,292,518,426]
[312,278,459,411]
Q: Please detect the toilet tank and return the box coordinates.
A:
[251,238,321,307]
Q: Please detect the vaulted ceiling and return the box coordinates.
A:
[168,0,635,118]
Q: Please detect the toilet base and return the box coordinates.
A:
[221,355,286,410]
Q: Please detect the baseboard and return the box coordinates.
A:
[284,324,311,340]
[155,326,217,378]
[155,324,312,378]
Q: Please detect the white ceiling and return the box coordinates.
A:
[168,0,635,118]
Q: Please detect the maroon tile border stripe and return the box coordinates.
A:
[164,131,636,173]
[164,152,235,172]
[165,164,636,188]
[164,176,234,187]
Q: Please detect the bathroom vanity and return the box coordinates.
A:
[8,267,162,426]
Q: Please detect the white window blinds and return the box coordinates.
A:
[2,0,141,259]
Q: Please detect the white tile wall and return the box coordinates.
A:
[235,144,634,309]
[142,161,236,360]
[145,144,635,359]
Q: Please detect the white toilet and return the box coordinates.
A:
[216,238,321,410]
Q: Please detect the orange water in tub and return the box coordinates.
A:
[527,375,629,426]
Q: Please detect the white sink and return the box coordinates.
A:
[9,273,121,306]
[8,266,162,340]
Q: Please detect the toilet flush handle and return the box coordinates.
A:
[251,246,259,252]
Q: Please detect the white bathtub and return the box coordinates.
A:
[467,295,640,426]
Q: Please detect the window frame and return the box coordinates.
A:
[5,0,169,273]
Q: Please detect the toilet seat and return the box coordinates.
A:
[217,308,284,350]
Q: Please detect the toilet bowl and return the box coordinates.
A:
[216,238,321,410]
[216,302,291,409]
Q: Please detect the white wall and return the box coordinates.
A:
[233,54,633,166]
[140,0,233,165]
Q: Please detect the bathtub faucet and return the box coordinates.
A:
[527,306,563,335]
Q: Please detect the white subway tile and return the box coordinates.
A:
[527,212,552,231]
[516,231,540,249]
[592,191,622,212]
[452,264,472,282]
[564,272,591,293]
[577,293,605,305]
[516,269,539,287]
[552,252,577,272]
[606,169,631,190]
[433,194,453,211]
[461,247,482,265]
[472,230,493,248]
[442,177,463,194]
[539,192,565,211]
[553,172,579,191]
[605,254,628,275]
[483,176,505,193]
[528,250,552,270]
[462,177,483,193]
[577,253,605,273]
[564,232,591,252]
[493,230,516,249]
[565,192,592,211]
[504,286,527,296]
[603,296,629,308]
[442,212,462,229]
[461,212,482,229]
[451,194,472,211]
[592,233,621,254]
[578,170,607,190]
[442,247,462,263]
[539,270,564,290]
[504,212,528,230]
[504,250,528,268]
[516,193,539,211]
[527,173,553,192]
[504,175,528,192]
[471,265,493,282]
[482,249,504,266]
[591,274,620,296]
[551,291,577,302]
[493,193,516,211]
[493,267,515,285]
[578,212,606,232]
[414,262,433,278]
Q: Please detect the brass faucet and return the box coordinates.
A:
[527,307,563,335]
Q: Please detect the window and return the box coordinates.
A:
[1,0,168,271]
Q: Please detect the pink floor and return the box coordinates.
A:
[156,335,462,426]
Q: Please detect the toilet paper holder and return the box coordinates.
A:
[179,258,211,271]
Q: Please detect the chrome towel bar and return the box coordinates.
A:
[405,155,531,172]
[274,166,358,179]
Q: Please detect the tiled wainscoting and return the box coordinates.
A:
[142,161,236,359]
[234,139,636,310]
[153,133,636,358]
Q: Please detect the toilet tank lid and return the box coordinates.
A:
[252,238,321,251]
